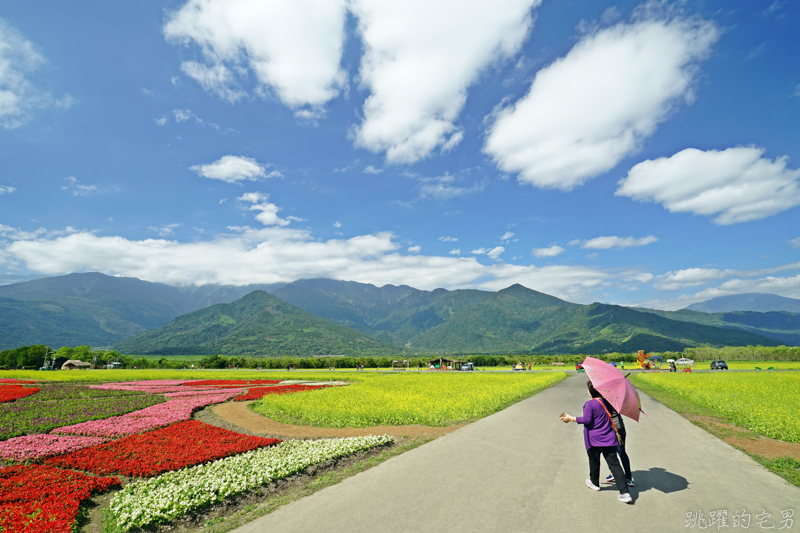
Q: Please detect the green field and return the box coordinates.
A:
[251,371,566,427]
[630,371,800,443]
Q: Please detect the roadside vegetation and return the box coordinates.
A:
[631,372,800,487]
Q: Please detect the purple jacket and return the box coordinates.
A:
[575,398,618,450]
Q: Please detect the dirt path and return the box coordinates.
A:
[210,401,465,438]
[684,414,800,460]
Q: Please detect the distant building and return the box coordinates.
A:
[61,359,91,370]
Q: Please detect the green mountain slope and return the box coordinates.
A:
[113,291,401,356]
[273,278,491,344]
[0,297,127,348]
[410,286,780,354]
[685,293,800,313]
[0,272,285,349]
[634,308,800,346]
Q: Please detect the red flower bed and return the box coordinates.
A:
[0,464,119,533]
[235,384,327,401]
[46,420,281,477]
[0,379,37,384]
[0,384,40,402]
[184,379,281,387]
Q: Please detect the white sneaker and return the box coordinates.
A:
[586,479,601,491]
[618,493,633,503]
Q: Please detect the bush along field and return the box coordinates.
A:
[0,372,566,532]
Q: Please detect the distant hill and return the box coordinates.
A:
[685,293,800,313]
[272,278,490,345]
[113,290,400,356]
[0,272,284,349]
[636,307,800,346]
[0,273,788,353]
[408,285,778,354]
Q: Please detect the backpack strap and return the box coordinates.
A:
[594,398,624,447]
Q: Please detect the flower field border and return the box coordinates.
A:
[0,384,40,402]
[46,420,280,477]
[235,383,328,401]
[105,435,394,532]
[0,464,119,533]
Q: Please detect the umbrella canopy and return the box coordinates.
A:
[581,356,646,422]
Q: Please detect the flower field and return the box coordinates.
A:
[0,372,568,531]
[235,383,328,401]
[0,384,165,440]
[0,378,401,532]
[46,420,281,476]
[0,464,120,533]
[0,434,107,462]
[0,383,39,402]
[251,372,566,427]
[631,372,800,442]
[105,435,393,531]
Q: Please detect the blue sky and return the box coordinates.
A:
[0,0,799,309]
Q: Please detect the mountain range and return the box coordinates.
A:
[684,293,800,313]
[0,273,795,354]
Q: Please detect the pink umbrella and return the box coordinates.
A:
[581,356,647,422]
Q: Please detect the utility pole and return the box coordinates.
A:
[42,348,52,370]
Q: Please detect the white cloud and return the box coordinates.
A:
[0,185,16,195]
[363,166,383,175]
[448,249,461,255]
[351,0,539,164]
[617,146,800,225]
[237,192,290,227]
[0,224,46,240]
[532,245,565,258]
[439,236,457,242]
[149,223,181,237]
[407,245,421,253]
[790,237,800,248]
[155,117,168,127]
[164,0,348,111]
[653,267,733,291]
[179,61,246,103]
[418,174,484,200]
[62,177,98,196]
[500,232,515,242]
[484,7,718,190]
[581,235,658,250]
[190,155,280,183]
[793,83,800,98]
[333,221,342,228]
[0,18,73,129]
[471,246,505,260]
[1,225,617,301]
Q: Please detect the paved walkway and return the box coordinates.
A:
[234,374,799,533]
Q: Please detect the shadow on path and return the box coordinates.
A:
[631,467,689,494]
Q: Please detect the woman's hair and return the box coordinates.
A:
[587,381,602,398]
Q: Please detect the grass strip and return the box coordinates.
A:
[631,376,800,488]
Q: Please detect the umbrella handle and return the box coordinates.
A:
[624,373,631,379]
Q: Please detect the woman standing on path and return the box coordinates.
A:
[561,381,633,504]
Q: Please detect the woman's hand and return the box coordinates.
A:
[560,413,574,423]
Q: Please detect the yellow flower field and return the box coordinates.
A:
[631,372,800,443]
[251,371,566,427]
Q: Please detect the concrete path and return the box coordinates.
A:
[233,374,799,533]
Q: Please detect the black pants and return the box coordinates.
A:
[587,446,628,494]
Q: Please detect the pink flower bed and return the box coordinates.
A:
[163,388,241,398]
[52,390,241,438]
[0,435,107,462]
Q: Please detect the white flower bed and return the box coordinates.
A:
[106,435,393,531]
